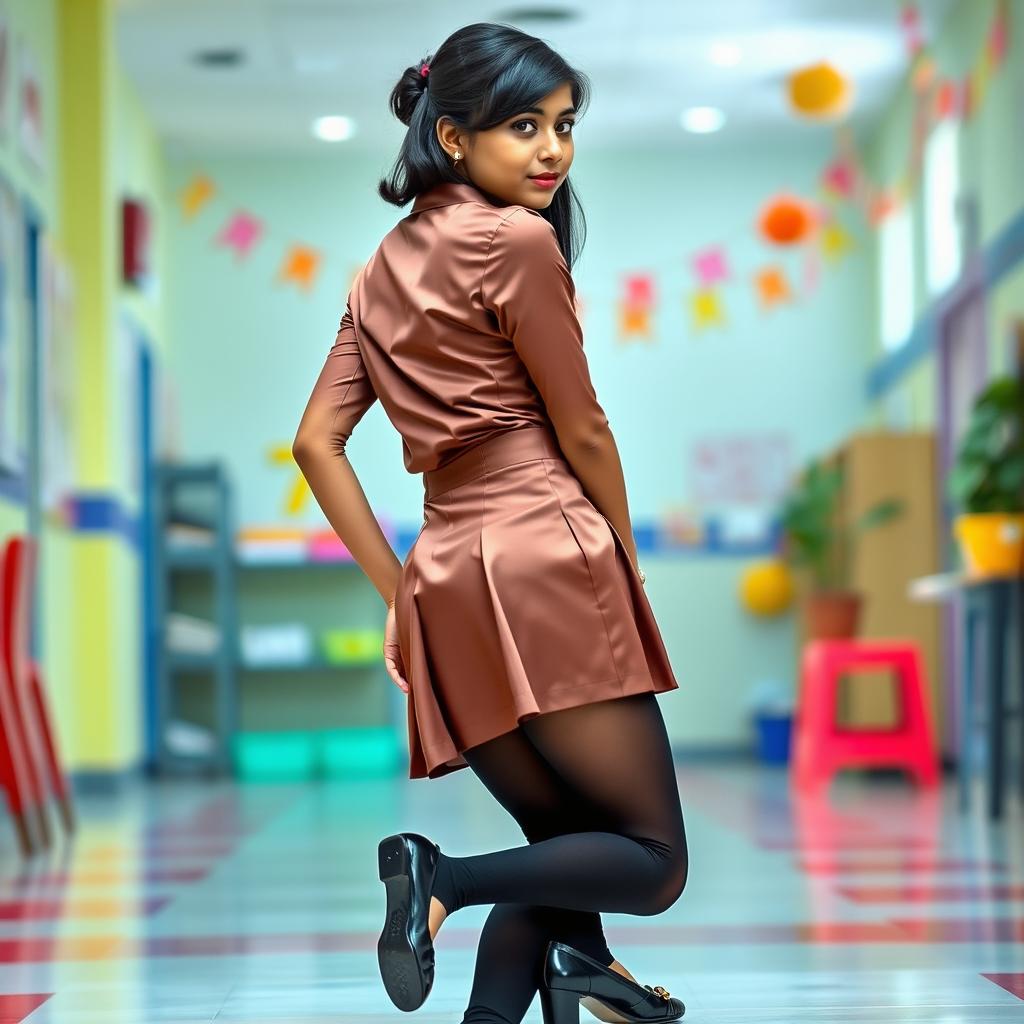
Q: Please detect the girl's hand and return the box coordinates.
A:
[383,600,409,694]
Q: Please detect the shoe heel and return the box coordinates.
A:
[378,835,410,881]
[540,984,581,1024]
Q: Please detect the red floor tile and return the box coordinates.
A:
[982,973,1024,1000]
[798,858,1009,875]
[0,994,53,1023]
[838,884,1024,903]
[0,896,171,920]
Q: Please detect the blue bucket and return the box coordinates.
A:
[754,712,792,764]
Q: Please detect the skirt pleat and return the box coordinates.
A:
[394,425,679,780]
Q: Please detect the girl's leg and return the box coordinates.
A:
[460,725,616,966]
[431,690,688,920]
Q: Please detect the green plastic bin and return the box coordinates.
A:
[319,727,400,778]
[233,731,318,782]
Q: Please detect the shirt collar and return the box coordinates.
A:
[411,180,506,214]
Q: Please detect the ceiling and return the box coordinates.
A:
[113,0,960,156]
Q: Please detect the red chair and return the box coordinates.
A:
[0,540,41,855]
[0,536,74,854]
[791,638,941,794]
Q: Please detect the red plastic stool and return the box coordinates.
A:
[1,536,75,854]
[791,638,940,794]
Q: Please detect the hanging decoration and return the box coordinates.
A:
[690,289,727,332]
[172,1,1008,341]
[818,0,1010,226]
[786,61,853,120]
[754,267,792,310]
[215,212,263,261]
[757,194,818,246]
[617,273,655,341]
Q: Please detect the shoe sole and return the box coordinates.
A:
[579,995,685,1023]
[377,835,432,1012]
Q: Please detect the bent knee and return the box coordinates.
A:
[639,852,688,915]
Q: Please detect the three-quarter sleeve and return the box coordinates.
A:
[298,298,378,458]
[480,210,610,446]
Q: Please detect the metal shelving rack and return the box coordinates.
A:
[150,461,238,775]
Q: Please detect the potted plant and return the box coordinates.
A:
[948,374,1024,578]
[778,458,904,638]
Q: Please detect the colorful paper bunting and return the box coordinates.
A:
[691,289,726,331]
[179,175,215,219]
[754,267,792,309]
[693,246,730,287]
[277,245,322,292]
[215,212,263,261]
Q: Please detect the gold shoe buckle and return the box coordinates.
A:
[644,985,671,1000]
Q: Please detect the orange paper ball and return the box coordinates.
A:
[787,62,852,119]
[758,195,816,246]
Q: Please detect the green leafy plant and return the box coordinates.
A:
[947,374,1024,514]
[778,459,904,591]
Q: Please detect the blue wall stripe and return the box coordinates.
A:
[67,494,140,549]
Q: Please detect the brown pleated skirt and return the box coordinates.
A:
[393,423,680,780]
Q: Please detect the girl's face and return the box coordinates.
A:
[438,82,576,209]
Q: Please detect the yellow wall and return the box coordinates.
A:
[2,0,169,773]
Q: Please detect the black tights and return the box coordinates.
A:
[429,692,688,1024]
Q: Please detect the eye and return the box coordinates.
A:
[511,118,575,135]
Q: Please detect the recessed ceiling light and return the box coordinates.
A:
[709,41,742,67]
[681,106,726,134]
[312,115,355,142]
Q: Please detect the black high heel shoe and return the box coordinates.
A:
[377,832,441,1011]
[540,941,685,1024]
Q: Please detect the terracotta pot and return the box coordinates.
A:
[953,512,1024,578]
[803,590,862,639]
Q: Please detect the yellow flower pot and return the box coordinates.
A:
[953,513,1024,578]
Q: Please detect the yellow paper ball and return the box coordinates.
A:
[787,62,852,119]
[740,559,795,617]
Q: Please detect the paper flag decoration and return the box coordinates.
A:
[693,247,730,287]
[754,267,792,309]
[821,158,855,198]
[820,222,853,261]
[989,3,1008,62]
[900,4,925,56]
[278,245,322,292]
[868,190,898,225]
[216,212,263,261]
[619,304,651,338]
[180,175,215,219]
[624,274,654,305]
[691,289,726,331]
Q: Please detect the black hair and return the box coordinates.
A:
[377,22,591,270]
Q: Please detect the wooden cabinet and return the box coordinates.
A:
[795,432,945,739]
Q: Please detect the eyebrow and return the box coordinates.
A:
[517,106,577,117]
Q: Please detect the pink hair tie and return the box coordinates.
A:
[420,63,430,78]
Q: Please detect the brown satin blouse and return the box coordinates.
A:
[305,179,610,472]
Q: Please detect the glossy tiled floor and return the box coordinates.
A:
[1,760,1022,1022]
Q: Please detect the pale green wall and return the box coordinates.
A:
[866,0,1024,427]
[165,138,874,747]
